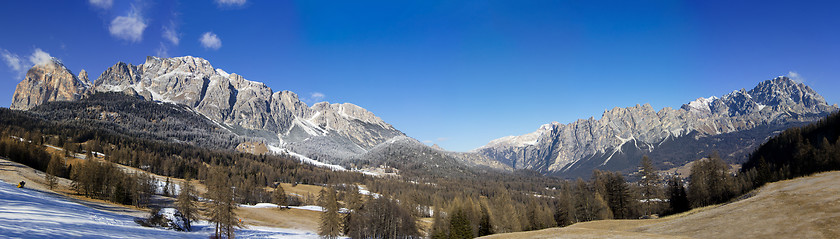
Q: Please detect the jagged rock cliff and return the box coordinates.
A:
[475,76,838,177]
[11,58,91,110]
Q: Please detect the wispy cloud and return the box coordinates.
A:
[109,5,147,43]
[216,0,247,7]
[1,49,26,74]
[422,140,434,144]
[162,24,180,45]
[88,0,113,9]
[200,32,222,50]
[436,137,449,142]
[156,43,169,58]
[786,71,805,83]
[311,92,326,101]
[1,48,54,78]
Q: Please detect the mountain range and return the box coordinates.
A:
[10,56,837,178]
[474,76,837,177]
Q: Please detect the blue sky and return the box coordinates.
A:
[1,1,838,152]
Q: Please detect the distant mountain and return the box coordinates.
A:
[9,56,506,173]
[474,77,838,178]
[14,57,832,179]
[11,56,403,163]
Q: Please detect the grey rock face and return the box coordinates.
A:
[11,58,91,110]
[475,76,838,176]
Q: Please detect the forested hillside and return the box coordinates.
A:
[742,112,840,187]
[29,92,248,149]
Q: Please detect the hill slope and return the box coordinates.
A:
[481,170,840,239]
[0,177,322,238]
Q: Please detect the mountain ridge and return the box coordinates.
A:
[9,56,509,174]
[11,56,405,164]
[475,76,838,177]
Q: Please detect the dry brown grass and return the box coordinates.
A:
[236,207,321,231]
[483,171,840,239]
[277,182,328,197]
[235,141,269,155]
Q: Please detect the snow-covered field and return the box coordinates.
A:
[0,180,321,239]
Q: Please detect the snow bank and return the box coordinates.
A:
[240,203,281,209]
[0,179,324,238]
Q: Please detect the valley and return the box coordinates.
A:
[1,2,838,238]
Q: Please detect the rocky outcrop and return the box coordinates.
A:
[11,58,91,110]
[475,76,838,177]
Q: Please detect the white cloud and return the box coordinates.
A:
[436,137,449,142]
[29,48,53,66]
[786,71,805,83]
[422,140,434,144]
[200,32,222,50]
[1,49,26,74]
[216,0,247,7]
[89,0,113,9]
[109,6,147,43]
[1,48,54,78]
[311,92,326,101]
[162,25,179,45]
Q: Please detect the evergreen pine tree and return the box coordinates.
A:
[318,187,342,238]
[477,204,493,236]
[667,176,690,214]
[449,208,472,239]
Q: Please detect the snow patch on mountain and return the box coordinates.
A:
[475,122,556,151]
[687,96,717,113]
[215,68,230,78]
[266,144,346,171]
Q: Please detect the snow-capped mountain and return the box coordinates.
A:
[474,76,838,178]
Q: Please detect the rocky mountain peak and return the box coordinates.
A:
[78,69,89,84]
[748,76,828,110]
[142,56,216,77]
[11,58,89,110]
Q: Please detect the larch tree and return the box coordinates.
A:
[206,166,242,238]
[176,180,199,232]
[490,186,520,233]
[45,154,65,190]
[272,184,287,208]
[640,156,660,216]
